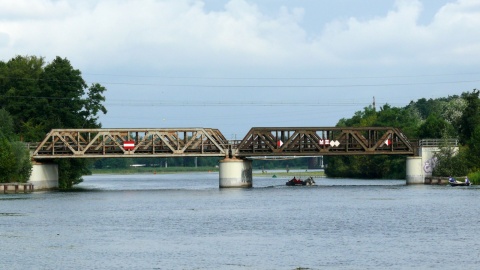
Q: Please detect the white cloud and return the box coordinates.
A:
[0,0,479,71]
[429,0,480,64]
[0,0,310,70]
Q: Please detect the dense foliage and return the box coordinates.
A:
[92,156,320,171]
[0,56,107,188]
[325,90,480,180]
[0,109,32,183]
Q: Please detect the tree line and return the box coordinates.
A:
[2,55,479,186]
[325,90,480,181]
[92,155,319,170]
[0,56,107,187]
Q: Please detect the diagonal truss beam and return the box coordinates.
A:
[234,127,415,157]
[33,128,229,159]
[32,127,416,160]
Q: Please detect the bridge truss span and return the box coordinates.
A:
[32,126,416,159]
[32,128,230,159]
[233,127,415,157]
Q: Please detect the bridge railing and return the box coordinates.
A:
[418,139,458,147]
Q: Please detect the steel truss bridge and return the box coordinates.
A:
[32,127,416,160]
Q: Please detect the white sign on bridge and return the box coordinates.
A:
[319,139,340,147]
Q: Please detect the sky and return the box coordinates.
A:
[1,0,480,139]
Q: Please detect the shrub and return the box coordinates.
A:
[467,171,480,185]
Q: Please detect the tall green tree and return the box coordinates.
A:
[442,97,467,132]
[432,143,468,177]
[0,137,16,183]
[417,113,455,139]
[0,56,107,188]
[0,108,14,139]
[0,109,32,183]
[459,90,480,145]
[465,125,480,171]
[9,141,32,182]
[0,56,45,139]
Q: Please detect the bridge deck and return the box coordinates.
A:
[32,127,416,159]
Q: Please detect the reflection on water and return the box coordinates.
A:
[1,173,479,270]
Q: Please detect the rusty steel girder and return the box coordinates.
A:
[32,128,230,159]
[233,127,415,157]
[32,127,416,160]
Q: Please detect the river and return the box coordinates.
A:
[1,173,479,269]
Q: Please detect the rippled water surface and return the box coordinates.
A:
[1,173,480,269]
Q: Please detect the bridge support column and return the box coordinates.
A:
[29,163,59,190]
[406,157,423,184]
[219,158,252,188]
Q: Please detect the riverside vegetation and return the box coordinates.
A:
[0,56,107,188]
[2,55,480,187]
[325,90,480,184]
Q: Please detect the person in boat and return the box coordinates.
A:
[448,176,455,183]
[465,177,470,185]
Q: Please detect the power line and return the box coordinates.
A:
[83,72,480,80]
[103,100,376,106]
[2,75,479,88]
[73,79,480,88]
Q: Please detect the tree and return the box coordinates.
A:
[40,57,90,130]
[326,104,420,179]
[417,113,455,139]
[0,137,16,183]
[9,141,33,182]
[57,159,92,189]
[337,105,376,127]
[465,125,480,171]
[432,144,468,178]
[0,110,32,183]
[40,57,107,187]
[442,97,467,132]
[325,91,480,179]
[0,108,14,139]
[0,56,107,188]
[459,90,480,144]
[82,83,107,127]
[0,56,45,139]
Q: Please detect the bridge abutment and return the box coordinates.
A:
[29,163,59,190]
[406,140,458,184]
[219,158,252,188]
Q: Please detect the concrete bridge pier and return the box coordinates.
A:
[219,158,252,188]
[406,157,423,184]
[29,162,59,190]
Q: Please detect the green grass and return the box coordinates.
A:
[467,171,480,185]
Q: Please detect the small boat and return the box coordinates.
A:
[286,176,316,186]
[448,177,471,186]
[286,177,304,186]
[449,181,471,187]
